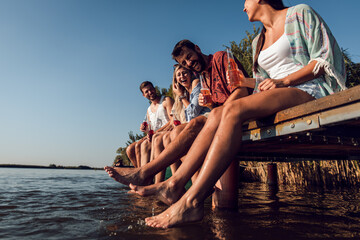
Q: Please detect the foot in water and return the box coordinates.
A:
[103,166,152,186]
[145,196,204,228]
[129,180,185,206]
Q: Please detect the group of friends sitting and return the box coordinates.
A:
[104,0,346,228]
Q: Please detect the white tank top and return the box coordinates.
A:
[147,96,169,131]
[258,33,302,79]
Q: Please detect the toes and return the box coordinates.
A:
[129,183,137,190]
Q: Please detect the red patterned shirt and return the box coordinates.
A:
[203,51,247,106]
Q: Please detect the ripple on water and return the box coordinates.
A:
[1,169,360,240]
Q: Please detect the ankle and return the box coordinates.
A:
[184,195,201,209]
[137,168,147,180]
[167,178,180,190]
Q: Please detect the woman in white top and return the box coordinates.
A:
[144,0,346,228]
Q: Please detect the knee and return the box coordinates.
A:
[222,101,246,121]
[207,107,223,123]
[187,116,206,130]
[141,140,151,152]
[163,132,171,145]
[126,144,134,157]
[153,133,163,146]
[135,141,141,152]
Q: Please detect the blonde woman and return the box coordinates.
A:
[105,65,210,186]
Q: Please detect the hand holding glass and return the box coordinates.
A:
[199,74,212,108]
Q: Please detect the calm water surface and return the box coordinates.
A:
[0,168,359,240]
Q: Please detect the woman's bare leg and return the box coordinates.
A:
[145,88,315,228]
[167,125,186,175]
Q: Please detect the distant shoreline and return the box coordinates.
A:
[0,164,103,170]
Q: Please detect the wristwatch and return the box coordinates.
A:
[179,95,186,101]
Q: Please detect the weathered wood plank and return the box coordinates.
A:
[238,86,360,161]
[245,85,360,130]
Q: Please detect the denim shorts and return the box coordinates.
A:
[290,79,323,99]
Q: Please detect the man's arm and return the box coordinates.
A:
[223,52,250,104]
[163,96,174,120]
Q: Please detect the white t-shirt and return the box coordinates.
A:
[147,96,169,131]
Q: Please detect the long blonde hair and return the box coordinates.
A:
[172,65,194,123]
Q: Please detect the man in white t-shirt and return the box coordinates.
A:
[126,81,173,170]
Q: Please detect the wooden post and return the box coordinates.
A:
[267,163,278,185]
[212,159,238,209]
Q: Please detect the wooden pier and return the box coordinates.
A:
[238,85,360,161]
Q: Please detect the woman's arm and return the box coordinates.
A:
[184,82,210,121]
[258,60,325,91]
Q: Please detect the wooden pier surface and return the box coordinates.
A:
[238,85,360,161]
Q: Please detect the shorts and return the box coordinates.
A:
[290,79,323,99]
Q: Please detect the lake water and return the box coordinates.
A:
[1,168,359,240]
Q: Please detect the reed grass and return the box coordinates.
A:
[239,160,360,187]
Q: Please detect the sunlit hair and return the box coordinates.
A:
[171,65,195,123]
[253,0,287,73]
[139,81,154,93]
[171,39,196,60]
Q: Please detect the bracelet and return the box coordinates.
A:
[179,95,186,101]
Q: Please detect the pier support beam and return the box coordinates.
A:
[212,159,238,209]
[267,163,278,185]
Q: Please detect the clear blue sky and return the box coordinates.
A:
[1,0,359,168]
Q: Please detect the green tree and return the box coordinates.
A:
[342,49,360,88]
[228,26,360,88]
[114,131,145,166]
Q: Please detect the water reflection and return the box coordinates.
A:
[1,168,359,240]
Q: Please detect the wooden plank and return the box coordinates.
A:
[237,86,360,161]
[245,85,360,130]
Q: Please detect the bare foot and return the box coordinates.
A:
[129,180,185,205]
[104,166,152,186]
[145,196,204,228]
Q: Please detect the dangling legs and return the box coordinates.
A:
[167,124,186,175]
[145,88,315,228]
[104,116,207,186]
[129,107,224,205]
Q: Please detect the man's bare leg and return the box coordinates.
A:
[129,108,223,205]
[126,142,138,168]
[152,132,166,183]
[135,138,145,168]
[140,139,151,167]
[104,116,206,186]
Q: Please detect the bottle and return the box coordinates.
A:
[147,120,154,142]
[141,115,148,131]
[226,48,245,89]
[199,74,212,108]
[171,109,181,126]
